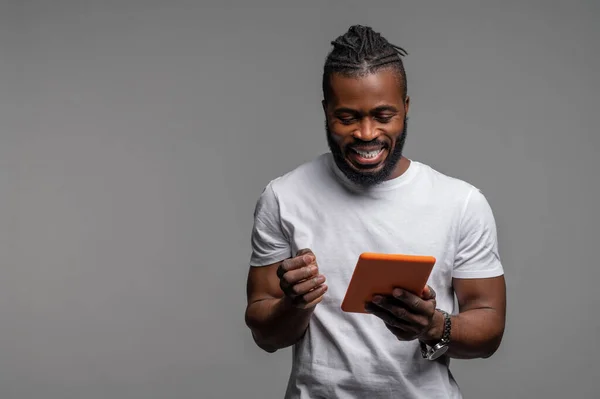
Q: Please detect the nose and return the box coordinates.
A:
[353,118,379,141]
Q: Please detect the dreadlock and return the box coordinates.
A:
[322,25,408,102]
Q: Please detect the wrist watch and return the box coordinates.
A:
[420,309,452,361]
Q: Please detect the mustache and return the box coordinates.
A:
[324,124,395,151]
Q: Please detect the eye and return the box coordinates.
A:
[375,115,394,123]
[338,116,357,125]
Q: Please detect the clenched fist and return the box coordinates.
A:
[277,249,328,309]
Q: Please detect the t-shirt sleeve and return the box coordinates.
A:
[452,187,504,279]
[249,181,292,267]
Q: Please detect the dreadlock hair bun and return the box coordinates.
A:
[322,25,408,101]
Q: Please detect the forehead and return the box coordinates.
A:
[327,69,404,109]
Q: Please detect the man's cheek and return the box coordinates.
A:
[329,129,346,144]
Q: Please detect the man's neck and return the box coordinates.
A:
[385,156,411,181]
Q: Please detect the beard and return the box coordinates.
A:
[326,117,408,187]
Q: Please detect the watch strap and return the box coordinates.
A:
[420,309,451,359]
[439,309,451,343]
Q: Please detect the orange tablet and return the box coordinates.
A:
[340,252,436,314]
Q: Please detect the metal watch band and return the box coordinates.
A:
[439,309,452,343]
[420,309,451,359]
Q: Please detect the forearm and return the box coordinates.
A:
[425,308,504,359]
[245,296,314,353]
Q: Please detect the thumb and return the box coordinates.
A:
[296,248,314,258]
[421,285,436,300]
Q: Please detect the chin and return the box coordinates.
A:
[336,156,394,187]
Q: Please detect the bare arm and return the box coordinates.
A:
[366,275,506,359]
[244,250,328,353]
[444,275,506,358]
[417,275,506,359]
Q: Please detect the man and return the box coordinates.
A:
[244,25,506,398]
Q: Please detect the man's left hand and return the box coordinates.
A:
[365,285,442,342]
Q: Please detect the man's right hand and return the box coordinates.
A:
[276,249,328,309]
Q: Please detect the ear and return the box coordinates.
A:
[404,95,410,116]
[322,99,330,123]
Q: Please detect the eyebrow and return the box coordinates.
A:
[333,105,399,115]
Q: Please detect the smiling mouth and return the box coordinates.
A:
[352,148,383,158]
[347,146,387,168]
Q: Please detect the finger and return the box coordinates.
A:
[294,288,327,309]
[421,285,436,300]
[370,296,432,330]
[300,284,328,304]
[289,274,326,297]
[281,264,319,286]
[277,254,315,278]
[364,302,420,333]
[391,289,435,316]
[296,248,315,258]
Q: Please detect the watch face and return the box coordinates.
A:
[428,345,449,360]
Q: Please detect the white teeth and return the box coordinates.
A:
[354,149,382,159]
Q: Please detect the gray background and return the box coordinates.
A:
[3,0,598,398]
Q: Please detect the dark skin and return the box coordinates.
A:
[324,70,411,181]
[245,249,327,353]
[245,68,506,358]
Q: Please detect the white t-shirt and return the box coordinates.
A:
[249,153,504,399]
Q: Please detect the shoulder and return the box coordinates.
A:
[414,161,497,233]
[413,160,480,207]
[263,153,332,197]
[254,153,332,210]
